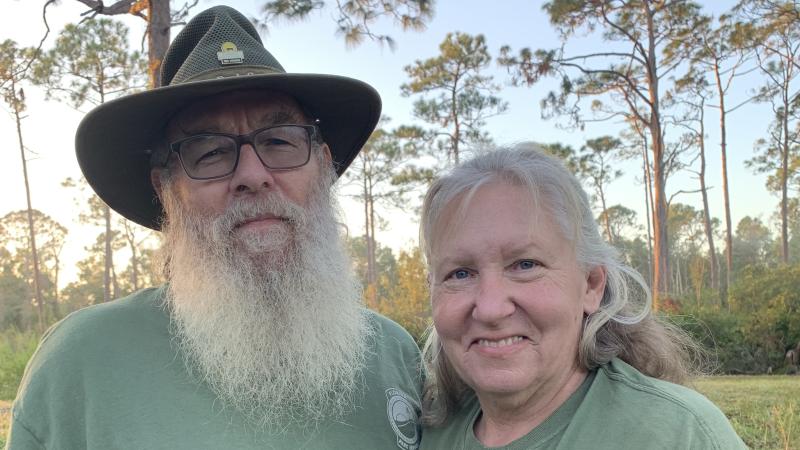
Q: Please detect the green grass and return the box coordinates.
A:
[694,375,799,450]
[0,400,9,449]
[0,329,38,448]
[0,330,38,401]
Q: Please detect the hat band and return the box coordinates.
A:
[182,65,286,83]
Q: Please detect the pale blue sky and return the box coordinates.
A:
[0,1,781,284]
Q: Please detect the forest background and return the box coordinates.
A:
[1,0,800,408]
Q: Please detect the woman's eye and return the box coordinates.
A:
[444,268,472,281]
[516,259,538,270]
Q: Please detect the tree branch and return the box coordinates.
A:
[559,61,652,107]
[667,189,702,207]
[598,1,648,62]
[5,0,57,89]
[75,0,137,16]
[560,51,647,69]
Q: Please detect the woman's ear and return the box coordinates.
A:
[583,265,607,315]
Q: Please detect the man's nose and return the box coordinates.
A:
[471,273,516,324]
[230,144,276,193]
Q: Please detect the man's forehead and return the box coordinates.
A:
[168,90,307,134]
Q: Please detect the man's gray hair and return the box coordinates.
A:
[420,144,702,425]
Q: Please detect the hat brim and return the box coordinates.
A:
[75,73,380,230]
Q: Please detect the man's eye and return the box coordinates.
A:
[259,137,294,147]
[256,127,306,148]
[195,148,231,164]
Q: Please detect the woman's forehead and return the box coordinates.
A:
[440,180,537,223]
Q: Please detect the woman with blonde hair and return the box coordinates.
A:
[419,145,744,449]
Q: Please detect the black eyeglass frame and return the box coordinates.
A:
[166,123,321,180]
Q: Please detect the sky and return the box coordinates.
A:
[0,0,783,287]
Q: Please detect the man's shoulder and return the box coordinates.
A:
[26,287,168,368]
[46,286,165,338]
[65,286,165,319]
[364,309,414,336]
[363,309,420,352]
[10,286,182,450]
[360,309,423,390]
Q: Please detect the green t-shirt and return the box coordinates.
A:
[420,359,746,450]
[7,286,423,450]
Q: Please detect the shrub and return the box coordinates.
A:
[0,329,38,400]
[671,264,800,374]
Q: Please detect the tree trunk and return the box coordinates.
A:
[694,257,704,305]
[450,81,460,164]
[645,2,669,308]
[111,258,119,299]
[363,167,376,286]
[147,0,170,88]
[651,136,670,309]
[697,104,719,294]
[104,204,112,303]
[599,185,613,243]
[52,253,61,319]
[12,80,45,332]
[780,82,790,264]
[713,61,733,306]
[131,243,139,291]
[71,1,170,87]
[124,221,139,291]
[639,128,654,287]
[369,191,377,283]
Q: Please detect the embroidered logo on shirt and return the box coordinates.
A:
[217,42,244,65]
[386,388,421,450]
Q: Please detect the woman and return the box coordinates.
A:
[419,146,745,449]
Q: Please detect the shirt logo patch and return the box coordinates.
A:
[386,388,420,450]
[217,42,244,65]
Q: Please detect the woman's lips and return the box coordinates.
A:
[469,335,530,355]
[476,336,525,348]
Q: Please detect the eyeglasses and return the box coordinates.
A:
[168,124,319,180]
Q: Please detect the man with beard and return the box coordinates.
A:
[7,6,422,450]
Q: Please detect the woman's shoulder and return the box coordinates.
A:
[580,358,746,449]
[600,358,719,414]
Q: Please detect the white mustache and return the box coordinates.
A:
[212,194,308,236]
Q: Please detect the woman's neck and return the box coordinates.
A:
[473,367,588,447]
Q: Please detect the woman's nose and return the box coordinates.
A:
[471,274,516,324]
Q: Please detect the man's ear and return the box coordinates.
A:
[150,168,164,201]
[321,143,333,165]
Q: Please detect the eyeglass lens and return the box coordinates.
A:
[178,125,311,179]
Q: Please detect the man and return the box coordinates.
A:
[7,6,422,449]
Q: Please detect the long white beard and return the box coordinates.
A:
[159,174,371,428]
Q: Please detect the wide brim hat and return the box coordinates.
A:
[75,5,381,230]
